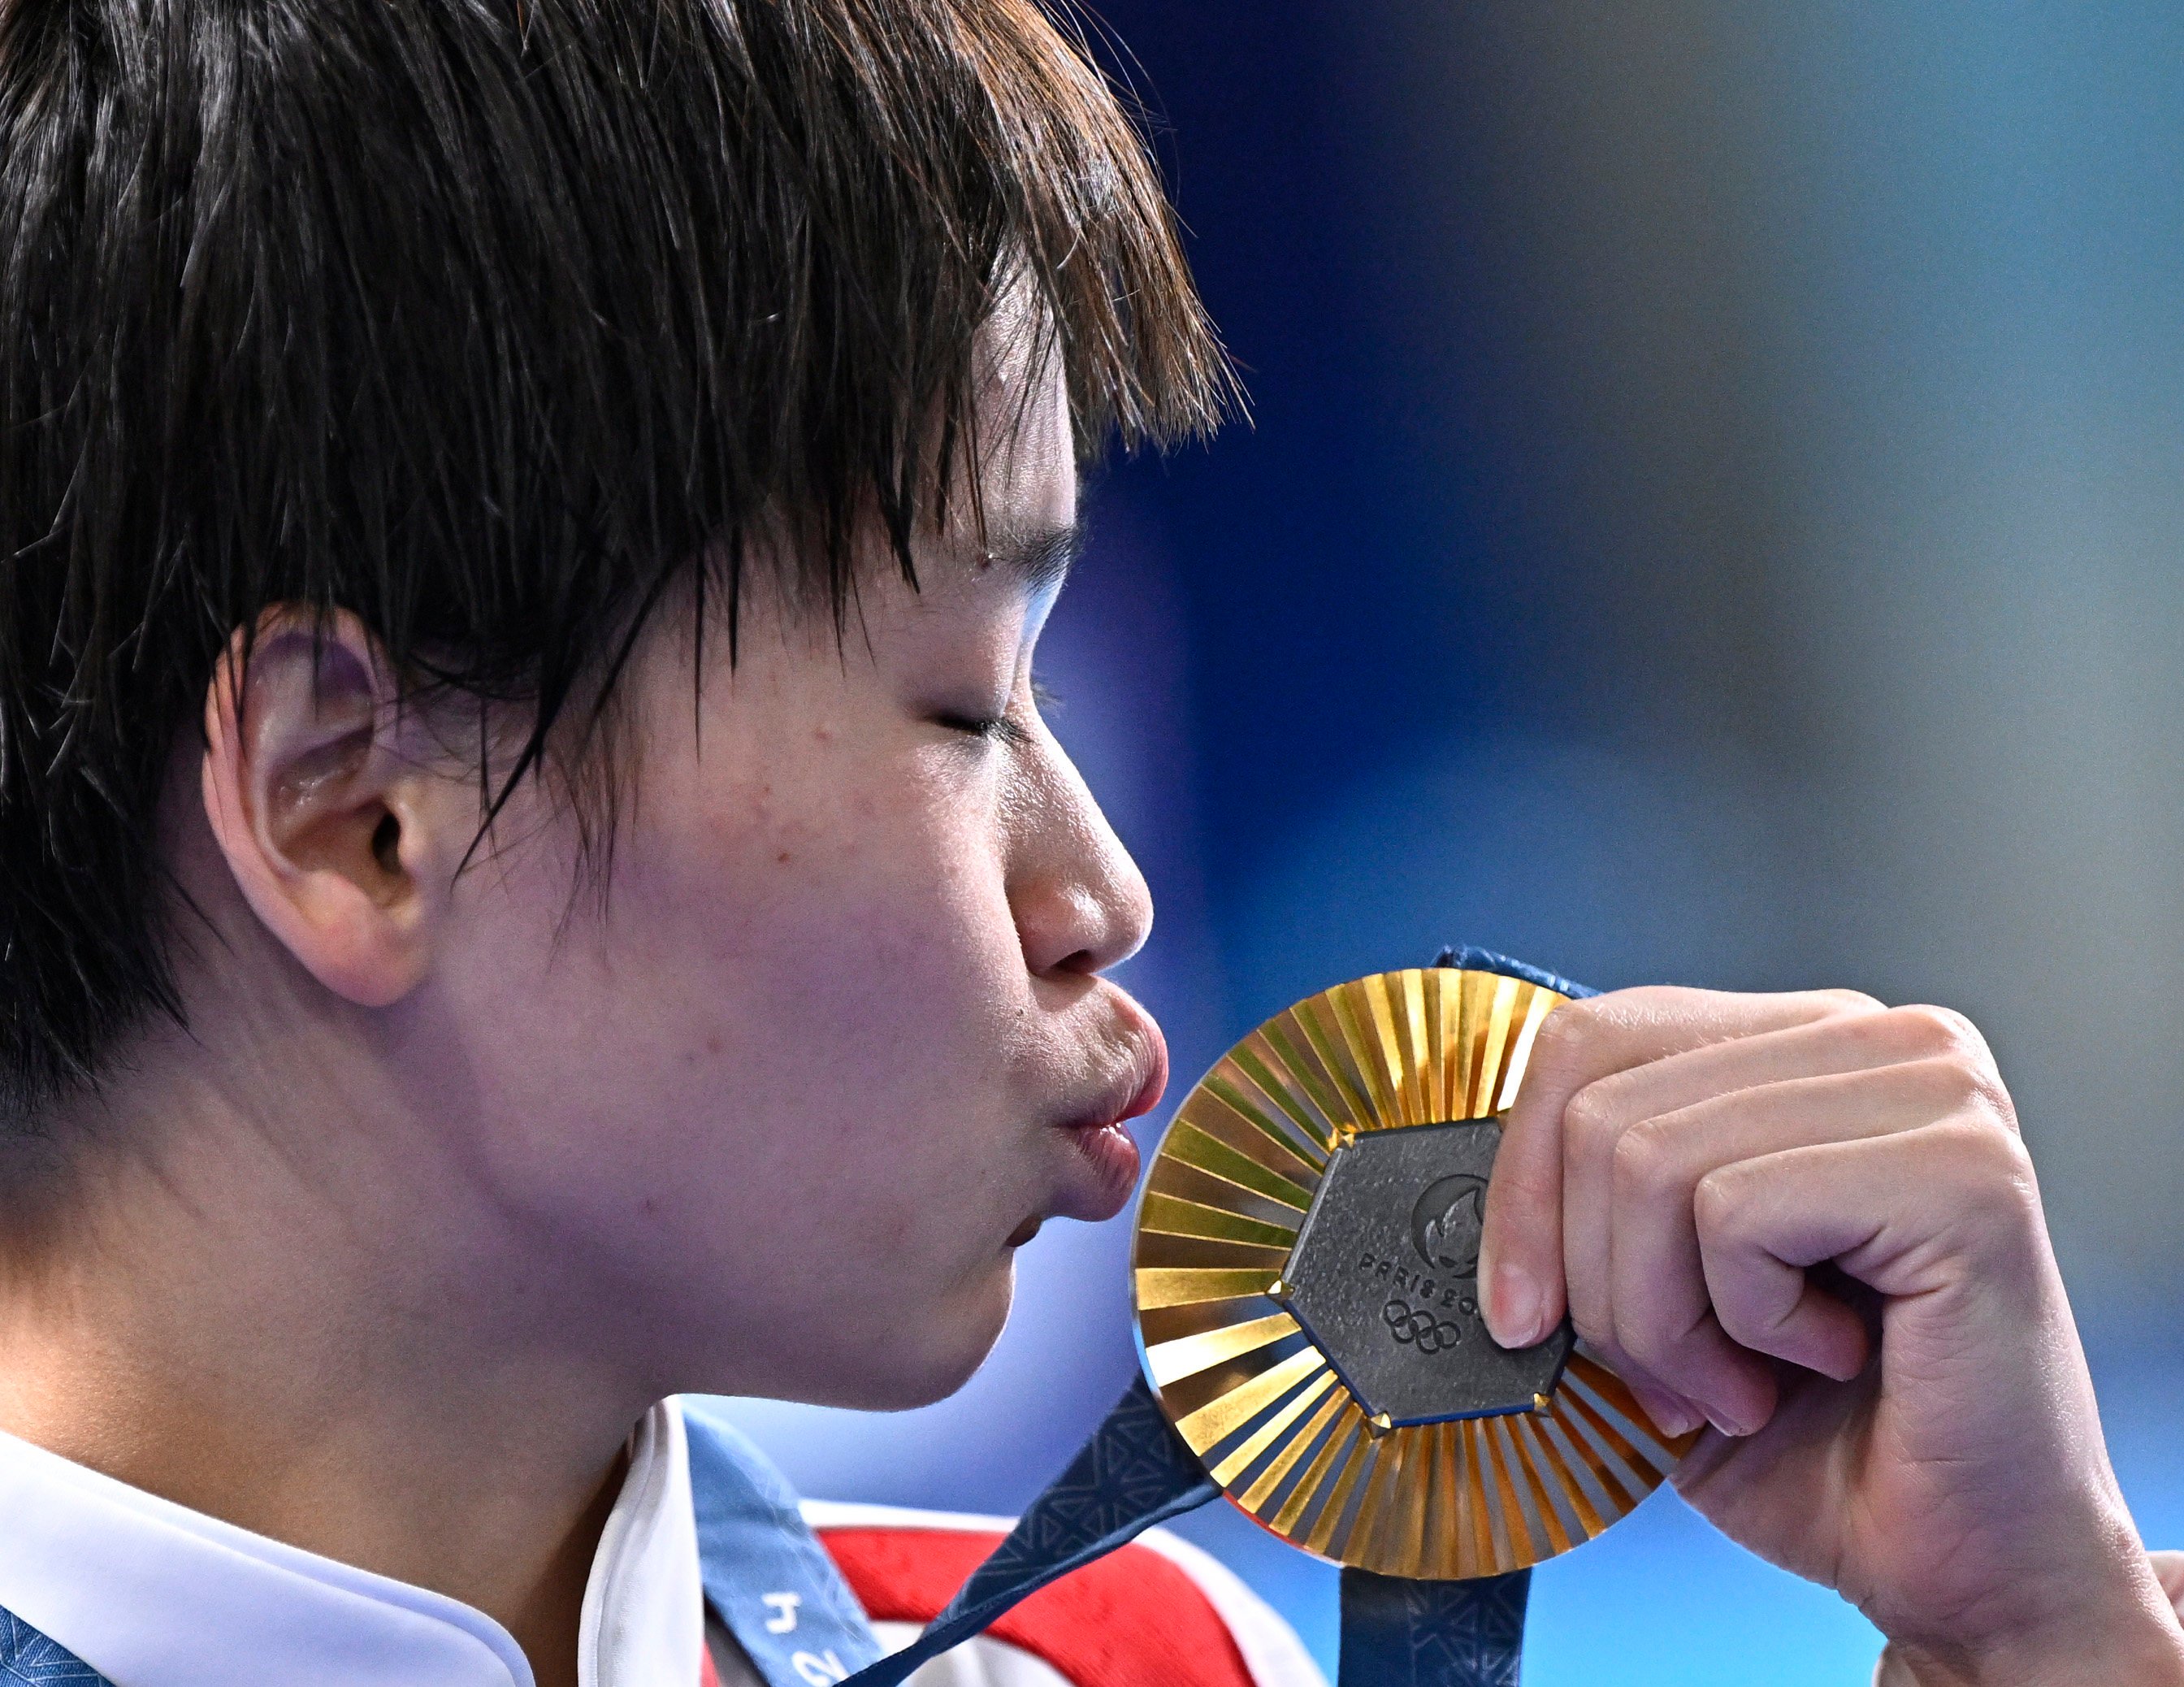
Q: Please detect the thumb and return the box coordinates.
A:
[2149,1550,2184,1615]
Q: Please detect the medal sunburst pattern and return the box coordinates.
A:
[1130,966,1700,1578]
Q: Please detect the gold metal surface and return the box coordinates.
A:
[1131,965,1701,1579]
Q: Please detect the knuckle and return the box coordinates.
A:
[1815,987,1885,1016]
[1525,1000,1595,1081]
[1610,983,1705,1013]
[1904,1052,1991,1113]
[1620,1306,1715,1377]
[1531,995,1596,1050]
[1566,1290,1614,1351]
[1487,1159,1558,1212]
[1887,1002,1990,1060]
[1909,1050,2017,1130]
[1616,1318,1672,1373]
[1610,1115,1687,1205]
[1690,1164,1750,1241]
[1926,1117,2040,1218]
[1960,1112,2037,1182]
[1562,1081,1621,1154]
[1710,1292,1774,1352]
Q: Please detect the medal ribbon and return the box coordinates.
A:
[841,948,1595,1687]
[835,1373,1535,1687]
[839,1377,1218,1687]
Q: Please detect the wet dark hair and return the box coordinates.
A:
[0,0,1230,1117]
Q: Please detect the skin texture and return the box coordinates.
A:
[0,340,1164,1687]
[1477,987,2184,1685]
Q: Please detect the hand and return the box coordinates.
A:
[1476,986,2184,1685]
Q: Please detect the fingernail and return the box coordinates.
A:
[1487,1262,1544,1348]
[1627,1381,1702,1439]
[1704,1407,1753,1438]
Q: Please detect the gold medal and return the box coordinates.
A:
[1130,965,1699,1578]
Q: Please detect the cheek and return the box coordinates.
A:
[602,761,1038,1397]
[660,749,1023,1070]
[446,735,1042,1311]
[691,794,1031,1229]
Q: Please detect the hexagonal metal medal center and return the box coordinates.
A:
[1276,1119,1571,1428]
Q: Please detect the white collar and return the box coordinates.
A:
[581,1399,704,1687]
[0,1399,703,1687]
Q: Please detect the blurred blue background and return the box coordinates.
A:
[713,5,2184,1680]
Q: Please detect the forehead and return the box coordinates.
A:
[973,310,1075,527]
[888,297,1075,608]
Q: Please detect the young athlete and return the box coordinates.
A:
[0,2,2175,1684]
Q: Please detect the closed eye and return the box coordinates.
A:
[933,710,1031,748]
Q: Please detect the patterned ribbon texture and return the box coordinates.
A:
[0,1612,107,1687]
[842,1375,1221,1686]
[841,1373,1537,1687]
[1337,1568,1531,1687]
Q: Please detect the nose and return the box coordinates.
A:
[1009,734,1153,978]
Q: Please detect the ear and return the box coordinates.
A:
[201,607,463,1008]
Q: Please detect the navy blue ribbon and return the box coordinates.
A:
[0,1612,105,1687]
[843,1375,1219,1685]
[1338,1568,1531,1687]
[1432,945,1600,1003]
[836,1374,1539,1687]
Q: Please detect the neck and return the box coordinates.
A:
[0,1024,645,1687]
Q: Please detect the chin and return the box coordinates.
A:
[808,1274,1016,1412]
[667,1248,1017,1410]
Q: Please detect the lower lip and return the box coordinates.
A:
[1060,1119,1142,1222]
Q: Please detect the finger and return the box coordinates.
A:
[1690,1121,2042,1435]
[1621,1374,1710,1441]
[1552,994,1903,1432]
[1605,1063,1979,1432]
[1480,985,1876,1350]
[1873,1648,1921,1687]
[2148,1551,2184,1612]
[1571,1001,1994,1161]
[1562,1005,1929,1368]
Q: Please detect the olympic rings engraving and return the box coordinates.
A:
[1381,1297,1464,1354]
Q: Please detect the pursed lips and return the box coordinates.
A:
[1011,1008,1169,1242]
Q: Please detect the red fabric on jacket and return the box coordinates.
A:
[815,1525,1259,1687]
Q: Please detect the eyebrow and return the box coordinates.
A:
[983,521,1084,595]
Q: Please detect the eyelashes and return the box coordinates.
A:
[934,674,1059,748]
[934,709,1030,748]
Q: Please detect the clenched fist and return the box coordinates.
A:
[1476,987,2184,1685]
